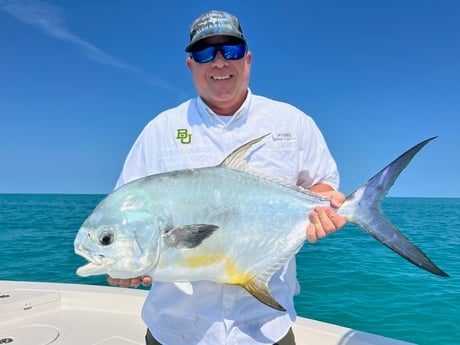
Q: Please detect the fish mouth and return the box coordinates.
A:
[76,262,108,277]
[75,249,108,277]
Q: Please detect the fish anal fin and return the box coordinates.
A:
[164,224,219,249]
[242,277,286,312]
[223,257,285,311]
[174,282,194,295]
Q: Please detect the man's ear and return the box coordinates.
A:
[245,51,252,67]
[186,56,193,71]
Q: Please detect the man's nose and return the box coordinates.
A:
[212,51,228,67]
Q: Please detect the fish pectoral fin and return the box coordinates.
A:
[242,277,286,312]
[164,224,219,249]
[174,282,194,295]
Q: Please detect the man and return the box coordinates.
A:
[108,10,346,345]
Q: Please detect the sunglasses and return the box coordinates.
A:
[190,43,247,63]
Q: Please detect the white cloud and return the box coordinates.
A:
[0,0,185,95]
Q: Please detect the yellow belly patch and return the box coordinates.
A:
[224,257,254,285]
[184,253,222,268]
[181,253,253,285]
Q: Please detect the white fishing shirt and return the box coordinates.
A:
[115,89,339,345]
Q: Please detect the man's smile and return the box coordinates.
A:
[211,75,232,80]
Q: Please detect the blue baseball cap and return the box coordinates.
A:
[185,10,246,52]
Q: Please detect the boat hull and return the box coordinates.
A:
[0,280,414,345]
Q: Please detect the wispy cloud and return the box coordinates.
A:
[0,0,186,96]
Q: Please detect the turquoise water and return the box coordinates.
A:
[0,194,458,344]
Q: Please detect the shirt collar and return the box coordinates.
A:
[196,88,252,126]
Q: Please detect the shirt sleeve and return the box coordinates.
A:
[297,115,340,190]
[114,125,151,190]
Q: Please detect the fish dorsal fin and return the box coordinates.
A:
[164,224,219,249]
[220,133,271,170]
[220,133,328,201]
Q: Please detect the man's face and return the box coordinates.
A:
[186,36,252,115]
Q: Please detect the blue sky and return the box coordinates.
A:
[1,0,459,197]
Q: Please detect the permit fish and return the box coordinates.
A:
[74,134,449,311]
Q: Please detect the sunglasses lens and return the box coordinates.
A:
[191,46,217,63]
[221,44,246,60]
[192,44,246,63]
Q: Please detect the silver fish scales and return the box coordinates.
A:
[75,134,448,311]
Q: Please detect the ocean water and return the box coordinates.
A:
[0,194,458,345]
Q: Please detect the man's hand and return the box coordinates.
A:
[307,188,347,243]
[107,275,153,288]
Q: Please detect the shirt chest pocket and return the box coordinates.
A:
[247,140,300,185]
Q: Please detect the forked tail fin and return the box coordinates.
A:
[339,137,449,277]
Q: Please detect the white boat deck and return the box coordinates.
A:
[0,281,415,345]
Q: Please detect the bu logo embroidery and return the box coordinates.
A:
[176,129,192,144]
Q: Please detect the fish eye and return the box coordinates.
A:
[99,231,114,246]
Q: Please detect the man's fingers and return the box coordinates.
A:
[307,205,347,243]
[308,210,327,243]
[106,275,153,288]
[306,223,317,243]
[142,276,153,286]
[107,276,119,286]
[330,192,346,208]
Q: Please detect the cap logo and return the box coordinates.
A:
[185,10,245,52]
[195,13,234,36]
[196,15,227,35]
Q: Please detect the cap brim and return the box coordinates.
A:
[185,34,246,52]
